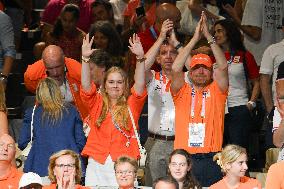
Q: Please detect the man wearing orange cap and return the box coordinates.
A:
[171,13,228,187]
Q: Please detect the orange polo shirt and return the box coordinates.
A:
[80,83,147,164]
[266,161,284,189]
[0,166,23,188]
[209,176,261,189]
[43,183,90,189]
[172,81,227,154]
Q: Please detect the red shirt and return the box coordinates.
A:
[138,26,161,71]
[41,0,93,33]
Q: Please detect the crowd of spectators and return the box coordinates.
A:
[0,0,284,188]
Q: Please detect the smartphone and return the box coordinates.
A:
[136,6,145,17]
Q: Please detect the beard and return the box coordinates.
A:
[191,77,213,88]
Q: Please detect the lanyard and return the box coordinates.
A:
[149,26,158,40]
[110,110,131,147]
[190,86,207,120]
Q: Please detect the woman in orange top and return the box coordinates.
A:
[81,33,147,187]
[209,144,261,189]
[43,150,90,189]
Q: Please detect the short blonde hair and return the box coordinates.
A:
[48,150,82,183]
[213,144,247,173]
[114,155,138,173]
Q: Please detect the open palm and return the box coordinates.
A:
[128,33,144,57]
[82,33,95,58]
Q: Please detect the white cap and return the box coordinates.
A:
[18,172,43,188]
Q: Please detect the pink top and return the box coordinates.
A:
[41,0,94,33]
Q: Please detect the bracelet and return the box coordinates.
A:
[0,73,7,83]
[136,57,146,63]
[175,43,183,51]
[207,37,216,45]
[248,101,256,108]
[81,56,90,63]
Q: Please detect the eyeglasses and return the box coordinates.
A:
[55,163,76,169]
[170,162,187,168]
[115,170,135,176]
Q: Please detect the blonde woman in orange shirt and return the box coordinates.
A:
[209,144,261,189]
[81,33,147,187]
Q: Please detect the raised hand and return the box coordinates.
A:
[191,14,203,42]
[222,4,238,20]
[159,19,174,40]
[201,11,212,40]
[169,29,179,47]
[82,33,95,58]
[128,33,144,58]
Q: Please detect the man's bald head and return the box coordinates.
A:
[155,3,181,30]
[42,45,66,86]
[0,134,16,163]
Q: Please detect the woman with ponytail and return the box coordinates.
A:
[18,77,86,184]
[80,33,147,187]
[209,144,261,189]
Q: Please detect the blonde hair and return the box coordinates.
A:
[0,83,6,112]
[48,149,82,183]
[97,67,130,130]
[36,77,64,123]
[213,144,247,173]
[114,155,138,173]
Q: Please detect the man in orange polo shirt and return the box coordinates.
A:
[0,134,23,188]
[171,13,228,187]
[24,45,88,120]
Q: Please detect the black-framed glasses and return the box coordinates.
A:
[55,163,76,170]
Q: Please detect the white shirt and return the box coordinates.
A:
[241,0,284,66]
[260,40,284,104]
[60,80,73,102]
[109,0,127,26]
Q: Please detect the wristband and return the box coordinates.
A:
[0,73,7,84]
[247,101,256,108]
[174,43,183,51]
[82,56,90,63]
[207,37,216,45]
[136,57,146,63]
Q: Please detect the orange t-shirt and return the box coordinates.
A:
[172,81,227,154]
[209,176,261,189]
[0,166,23,188]
[266,161,284,189]
[43,183,90,189]
[80,83,147,164]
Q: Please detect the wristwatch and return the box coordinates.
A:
[247,101,256,108]
[0,73,8,84]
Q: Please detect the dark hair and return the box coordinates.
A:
[214,19,246,52]
[169,149,201,189]
[89,20,123,56]
[52,4,80,39]
[89,49,113,71]
[92,0,113,13]
[153,176,179,189]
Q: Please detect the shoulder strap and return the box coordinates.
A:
[242,51,252,99]
[128,106,143,156]
[30,105,36,143]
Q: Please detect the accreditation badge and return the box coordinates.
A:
[188,123,205,147]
